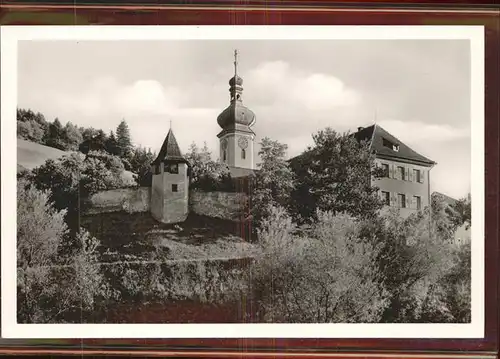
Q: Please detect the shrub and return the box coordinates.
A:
[249,205,388,323]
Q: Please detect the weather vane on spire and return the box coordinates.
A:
[234,49,239,76]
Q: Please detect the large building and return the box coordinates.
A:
[354,124,436,218]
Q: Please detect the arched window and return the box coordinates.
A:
[241,149,246,159]
[223,150,227,161]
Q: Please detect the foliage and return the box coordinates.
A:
[79,129,108,154]
[185,142,233,191]
[17,179,68,269]
[116,119,133,159]
[445,194,472,230]
[250,137,295,228]
[17,181,108,323]
[248,205,388,323]
[364,205,458,323]
[129,146,156,187]
[17,108,48,143]
[26,152,128,233]
[290,128,384,222]
[61,122,83,151]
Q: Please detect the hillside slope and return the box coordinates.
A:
[17,138,136,186]
[17,138,69,171]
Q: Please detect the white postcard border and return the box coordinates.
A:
[1,25,485,339]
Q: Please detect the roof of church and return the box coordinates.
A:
[354,124,436,166]
[152,129,188,165]
[217,101,256,130]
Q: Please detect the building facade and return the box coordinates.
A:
[354,124,436,218]
[150,128,190,224]
[216,50,256,178]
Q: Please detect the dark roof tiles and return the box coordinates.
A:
[152,129,188,165]
[354,124,435,166]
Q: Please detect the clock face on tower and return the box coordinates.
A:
[238,136,249,149]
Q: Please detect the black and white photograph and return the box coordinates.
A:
[1,26,484,338]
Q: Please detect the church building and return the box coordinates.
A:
[216,50,256,178]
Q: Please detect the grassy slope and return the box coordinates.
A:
[17,138,135,185]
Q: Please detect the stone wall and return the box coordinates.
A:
[86,187,151,214]
[86,187,248,222]
[189,190,248,221]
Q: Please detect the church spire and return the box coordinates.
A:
[229,49,243,103]
[234,49,238,77]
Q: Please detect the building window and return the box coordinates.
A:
[223,150,227,162]
[382,163,389,177]
[398,166,405,180]
[167,163,178,174]
[414,196,421,210]
[241,149,246,159]
[413,169,421,183]
[381,191,390,206]
[171,184,178,192]
[383,138,399,152]
[398,193,406,208]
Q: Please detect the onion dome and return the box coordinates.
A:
[217,49,256,133]
[217,102,256,130]
[229,75,243,87]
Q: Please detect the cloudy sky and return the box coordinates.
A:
[18,39,471,199]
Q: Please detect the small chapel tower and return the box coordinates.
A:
[216,50,256,173]
[150,127,190,224]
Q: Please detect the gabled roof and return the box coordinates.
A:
[152,129,188,165]
[354,124,435,166]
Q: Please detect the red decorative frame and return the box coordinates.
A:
[1,1,498,358]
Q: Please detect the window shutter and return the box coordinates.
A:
[419,170,425,183]
[405,167,409,181]
[409,167,413,182]
[389,164,395,178]
[406,194,411,208]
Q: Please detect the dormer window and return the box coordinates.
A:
[383,138,400,152]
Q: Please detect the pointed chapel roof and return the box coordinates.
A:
[353,124,436,166]
[152,129,188,165]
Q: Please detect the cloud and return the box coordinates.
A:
[378,119,470,144]
[245,61,360,110]
[52,77,182,118]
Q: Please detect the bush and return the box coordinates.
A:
[17,180,109,323]
[27,152,128,233]
[248,205,388,323]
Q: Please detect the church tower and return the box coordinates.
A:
[217,50,256,175]
[150,127,190,224]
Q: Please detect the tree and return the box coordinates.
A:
[363,207,456,323]
[129,146,156,187]
[17,179,68,269]
[17,108,48,143]
[248,205,388,323]
[61,122,83,151]
[78,129,108,154]
[290,128,384,222]
[28,152,127,234]
[43,118,66,150]
[185,142,232,191]
[250,137,295,228]
[116,119,133,158]
[105,131,120,156]
[446,194,471,230]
